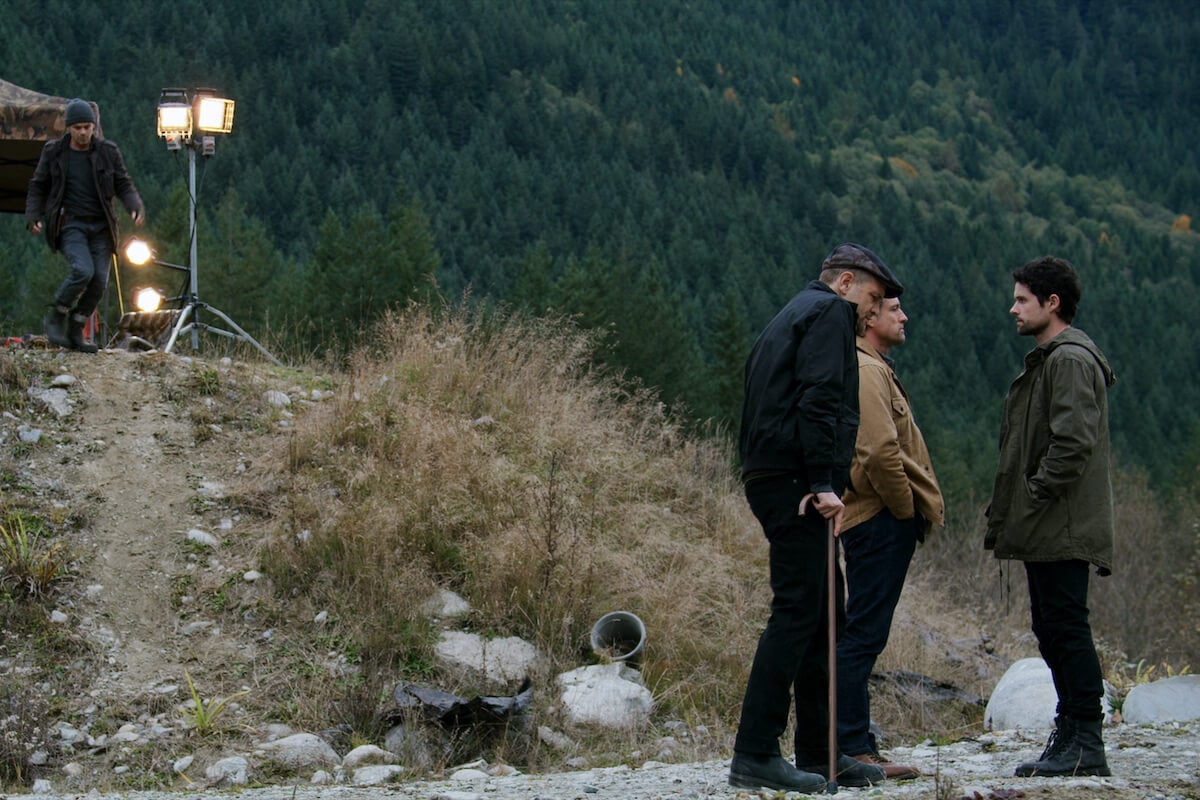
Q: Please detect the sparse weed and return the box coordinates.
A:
[0,512,69,596]
[178,670,249,735]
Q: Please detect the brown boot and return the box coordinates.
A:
[852,751,920,780]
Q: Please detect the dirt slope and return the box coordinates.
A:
[11,347,297,704]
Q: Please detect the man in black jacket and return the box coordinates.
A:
[729,243,903,793]
[25,98,145,353]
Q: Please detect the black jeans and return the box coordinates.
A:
[837,509,920,755]
[1025,559,1104,722]
[56,220,112,317]
[734,475,841,764]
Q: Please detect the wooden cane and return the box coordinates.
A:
[827,515,839,794]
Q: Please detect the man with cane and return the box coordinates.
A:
[729,243,900,793]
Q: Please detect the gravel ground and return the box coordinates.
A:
[15,721,1200,800]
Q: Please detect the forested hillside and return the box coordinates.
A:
[3,0,1198,498]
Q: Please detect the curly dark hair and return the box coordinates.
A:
[1012,256,1082,323]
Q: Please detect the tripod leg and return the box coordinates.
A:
[163,304,196,354]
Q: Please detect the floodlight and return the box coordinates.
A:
[135,287,164,313]
[124,238,153,266]
[195,96,235,134]
[156,102,191,139]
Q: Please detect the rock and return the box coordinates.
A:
[27,386,71,417]
[49,610,68,624]
[31,778,52,793]
[1123,675,1200,724]
[173,755,194,773]
[243,570,262,582]
[557,663,654,727]
[206,756,249,786]
[435,630,537,685]
[351,764,406,785]
[450,767,490,780]
[264,389,291,407]
[310,770,334,784]
[50,374,76,387]
[187,529,219,547]
[342,744,396,770]
[984,657,1057,731]
[257,732,341,772]
[424,589,472,620]
[18,425,42,443]
[538,725,577,751]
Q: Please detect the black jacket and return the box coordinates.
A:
[739,280,860,493]
[24,133,143,253]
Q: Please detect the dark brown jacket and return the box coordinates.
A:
[24,133,143,252]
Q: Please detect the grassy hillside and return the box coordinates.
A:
[2,308,1196,790]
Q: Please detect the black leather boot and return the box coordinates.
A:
[67,313,99,353]
[729,753,827,793]
[1015,716,1111,777]
[43,306,71,348]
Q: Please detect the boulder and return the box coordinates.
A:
[435,630,537,685]
[557,663,653,727]
[257,732,341,772]
[1123,675,1200,724]
[984,657,1056,731]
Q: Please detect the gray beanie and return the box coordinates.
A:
[64,98,95,126]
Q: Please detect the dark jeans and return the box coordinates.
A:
[56,220,112,317]
[734,475,842,764]
[1025,559,1104,722]
[836,509,920,755]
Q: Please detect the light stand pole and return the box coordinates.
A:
[153,87,281,366]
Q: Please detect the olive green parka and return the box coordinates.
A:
[984,327,1116,575]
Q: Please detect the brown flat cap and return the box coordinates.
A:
[821,243,904,298]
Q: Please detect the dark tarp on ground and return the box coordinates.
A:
[0,79,68,214]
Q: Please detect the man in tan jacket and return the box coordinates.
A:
[837,296,944,779]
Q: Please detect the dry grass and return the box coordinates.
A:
[255,304,766,754]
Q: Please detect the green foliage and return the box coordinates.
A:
[1,0,1198,496]
[178,670,248,735]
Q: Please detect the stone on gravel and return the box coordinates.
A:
[557,663,653,727]
[257,732,341,771]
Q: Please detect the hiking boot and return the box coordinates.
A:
[43,306,71,348]
[68,313,99,354]
[1015,716,1111,777]
[797,753,886,787]
[729,753,827,793]
[852,751,921,779]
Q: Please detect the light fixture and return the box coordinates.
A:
[195,96,235,134]
[156,89,191,138]
[124,237,153,266]
[138,89,279,365]
[134,287,164,313]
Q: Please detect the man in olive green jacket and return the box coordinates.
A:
[986,256,1115,779]
[839,296,944,780]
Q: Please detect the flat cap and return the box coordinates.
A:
[821,242,904,298]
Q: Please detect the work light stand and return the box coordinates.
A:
[162,144,281,366]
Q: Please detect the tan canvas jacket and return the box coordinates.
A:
[842,337,945,533]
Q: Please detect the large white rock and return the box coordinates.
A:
[557,663,653,727]
[985,657,1057,732]
[435,630,537,685]
[257,732,341,772]
[1123,675,1200,724]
